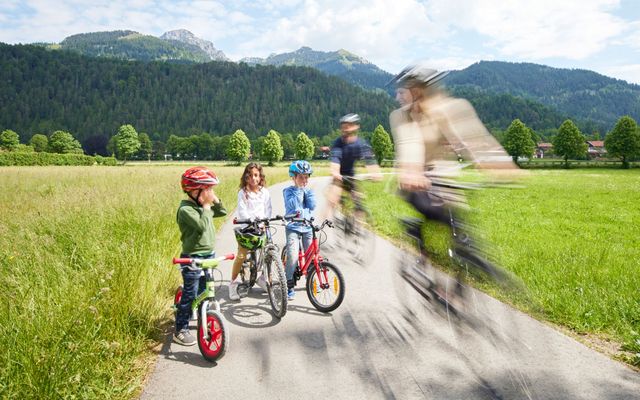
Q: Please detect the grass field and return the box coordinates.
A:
[1,165,638,399]
[0,164,301,399]
[362,169,640,366]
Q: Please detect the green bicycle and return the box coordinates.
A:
[172,253,235,362]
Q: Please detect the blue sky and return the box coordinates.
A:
[2,0,640,84]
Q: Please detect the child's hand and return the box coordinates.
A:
[199,188,216,208]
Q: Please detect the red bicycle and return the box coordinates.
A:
[281,216,345,312]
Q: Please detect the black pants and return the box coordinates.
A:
[400,189,451,226]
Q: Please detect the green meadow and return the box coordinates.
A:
[1,165,638,399]
[363,169,640,366]
[0,164,294,399]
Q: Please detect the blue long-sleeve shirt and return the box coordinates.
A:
[283,185,316,233]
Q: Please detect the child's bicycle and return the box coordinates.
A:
[232,215,289,318]
[396,179,519,317]
[172,253,235,362]
[281,216,345,312]
[333,175,375,266]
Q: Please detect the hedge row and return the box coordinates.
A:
[0,152,117,166]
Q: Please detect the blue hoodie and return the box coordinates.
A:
[283,185,316,233]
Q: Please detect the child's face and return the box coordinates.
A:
[246,168,261,190]
[293,173,309,188]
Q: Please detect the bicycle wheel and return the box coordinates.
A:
[264,249,288,318]
[173,285,183,314]
[197,305,228,362]
[351,210,375,266]
[306,261,345,312]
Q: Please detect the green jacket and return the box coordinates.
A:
[176,200,227,256]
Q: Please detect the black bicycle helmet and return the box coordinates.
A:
[388,63,449,88]
[339,113,361,124]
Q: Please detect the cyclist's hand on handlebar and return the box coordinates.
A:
[399,171,431,191]
[370,172,383,182]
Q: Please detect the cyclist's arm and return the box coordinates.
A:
[212,199,227,218]
[283,186,303,216]
[390,109,429,190]
[178,206,213,233]
[263,188,273,218]
[303,188,316,211]
[236,190,250,220]
[330,143,342,181]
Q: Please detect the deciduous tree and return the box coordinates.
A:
[605,116,640,169]
[0,129,20,151]
[295,132,315,160]
[226,129,251,164]
[370,124,394,164]
[114,124,141,162]
[503,119,535,164]
[552,120,587,168]
[262,130,284,166]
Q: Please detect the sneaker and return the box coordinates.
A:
[257,273,268,292]
[228,281,240,301]
[173,329,196,346]
[287,288,296,300]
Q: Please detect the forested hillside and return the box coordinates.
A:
[57,30,212,62]
[446,61,640,133]
[0,44,395,153]
[242,47,393,91]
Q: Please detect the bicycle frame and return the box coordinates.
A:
[173,255,234,340]
[293,231,330,287]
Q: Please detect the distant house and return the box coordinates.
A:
[535,143,553,158]
[586,141,606,158]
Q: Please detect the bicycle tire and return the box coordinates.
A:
[173,285,183,317]
[197,306,228,362]
[265,249,288,318]
[351,209,375,265]
[305,261,345,312]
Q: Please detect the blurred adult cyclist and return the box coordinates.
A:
[323,113,381,224]
[389,63,517,224]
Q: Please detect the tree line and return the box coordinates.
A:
[0,43,395,156]
[501,115,640,168]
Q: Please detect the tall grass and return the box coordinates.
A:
[0,165,292,398]
[363,169,640,365]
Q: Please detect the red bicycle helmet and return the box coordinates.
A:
[181,167,220,192]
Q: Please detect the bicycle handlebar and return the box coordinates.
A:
[172,253,235,265]
[233,212,300,226]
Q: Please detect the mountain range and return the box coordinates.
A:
[12,29,640,138]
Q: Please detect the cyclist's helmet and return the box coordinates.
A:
[234,227,265,250]
[389,63,449,88]
[289,160,313,177]
[181,166,220,192]
[339,113,361,124]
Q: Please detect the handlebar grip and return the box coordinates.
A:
[284,211,300,220]
[173,257,192,264]
[224,253,235,260]
[234,218,252,224]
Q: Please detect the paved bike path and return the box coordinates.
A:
[141,177,640,400]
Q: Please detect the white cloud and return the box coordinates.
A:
[425,0,627,60]
[601,63,640,84]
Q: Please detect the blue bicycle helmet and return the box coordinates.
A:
[289,160,313,177]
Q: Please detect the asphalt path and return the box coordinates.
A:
[141,177,640,400]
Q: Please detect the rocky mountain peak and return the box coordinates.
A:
[160,29,229,61]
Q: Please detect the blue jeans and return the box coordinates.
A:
[285,229,312,283]
[175,253,212,332]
